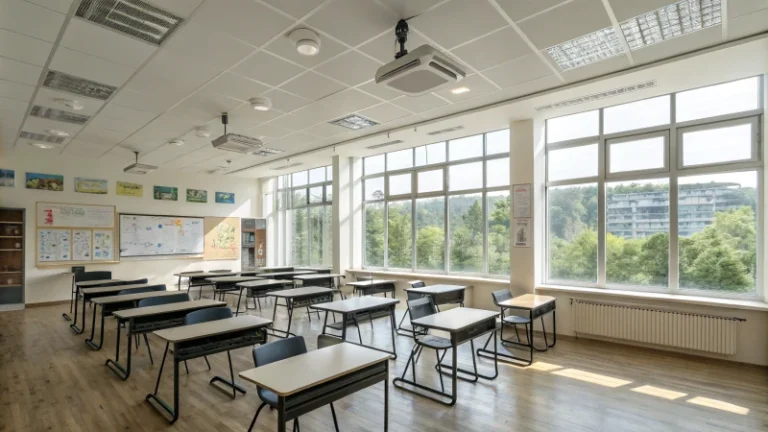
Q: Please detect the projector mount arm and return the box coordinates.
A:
[221,112,228,135]
[395,19,409,59]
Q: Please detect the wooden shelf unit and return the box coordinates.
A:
[0,208,24,309]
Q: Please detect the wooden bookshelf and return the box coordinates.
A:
[0,208,24,310]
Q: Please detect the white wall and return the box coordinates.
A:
[0,152,260,304]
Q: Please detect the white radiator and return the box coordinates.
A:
[572,300,741,355]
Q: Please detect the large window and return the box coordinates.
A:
[276,166,333,267]
[545,76,762,298]
[362,129,510,278]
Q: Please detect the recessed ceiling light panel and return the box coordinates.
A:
[29,142,55,149]
[30,105,91,125]
[451,86,470,94]
[547,27,625,71]
[20,131,66,144]
[75,0,184,46]
[329,114,379,130]
[44,70,117,100]
[620,0,722,51]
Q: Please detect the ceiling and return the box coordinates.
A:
[1,0,767,178]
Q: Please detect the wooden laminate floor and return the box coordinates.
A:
[1,294,767,432]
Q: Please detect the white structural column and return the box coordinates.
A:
[332,155,363,273]
[509,119,537,295]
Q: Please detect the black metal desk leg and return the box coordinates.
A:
[341,313,348,340]
[145,342,179,423]
[85,305,105,350]
[105,320,132,380]
[450,343,458,406]
[278,397,286,432]
[389,307,397,358]
[209,351,247,398]
[235,288,244,317]
[69,289,83,333]
[63,281,75,321]
[384,361,389,432]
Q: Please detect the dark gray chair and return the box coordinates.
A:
[135,293,190,365]
[116,284,165,296]
[491,289,531,345]
[183,307,239,395]
[209,269,232,273]
[397,280,428,337]
[120,278,148,285]
[248,337,340,432]
[177,271,198,289]
[398,298,453,394]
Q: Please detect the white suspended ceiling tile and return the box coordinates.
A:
[302,121,347,138]
[263,88,311,113]
[606,0,676,22]
[377,0,442,18]
[0,79,34,102]
[390,93,448,113]
[0,29,53,66]
[631,26,722,65]
[194,0,293,47]
[0,0,65,42]
[263,113,304,132]
[142,141,196,164]
[357,80,401,101]
[290,99,348,125]
[306,0,398,46]
[34,87,104,115]
[432,74,498,102]
[110,87,178,113]
[262,0,325,19]
[59,18,156,68]
[450,27,533,72]
[25,0,73,14]
[162,21,257,71]
[21,115,82,136]
[482,53,554,88]
[205,72,269,102]
[495,0,568,22]
[358,102,410,123]
[78,126,133,145]
[49,47,135,87]
[133,49,223,90]
[63,140,113,160]
[410,0,507,50]
[517,0,611,49]
[87,114,148,134]
[247,122,293,141]
[502,73,561,100]
[268,131,317,150]
[314,50,382,87]
[169,92,242,124]
[101,144,141,162]
[560,54,630,82]
[727,8,768,39]
[0,57,42,86]
[316,88,380,116]
[233,51,305,87]
[358,30,428,64]
[228,102,284,127]
[279,71,346,101]
[100,103,159,125]
[0,95,30,113]
[264,27,348,68]
[146,0,204,17]
[729,0,768,18]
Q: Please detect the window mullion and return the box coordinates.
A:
[597,112,607,286]
[669,93,679,293]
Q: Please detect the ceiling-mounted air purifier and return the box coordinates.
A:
[375,19,466,97]
[124,151,157,175]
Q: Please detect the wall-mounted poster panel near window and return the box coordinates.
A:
[119,214,204,257]
[204,216,241,260]
[36,202,117,266]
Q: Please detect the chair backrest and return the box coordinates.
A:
[317,334,342,350]
[117,284,166,296]
[185,306,232,325]
[356,275,373,282]
[74,271,112,283]
[178,271,199,275]
[408,297,437,321]
[409,280,425,288]
[210,269,232,273]
[491,289,512,306]
[252,336,308,403]
[138,293,189,307]
[121,278,148,285]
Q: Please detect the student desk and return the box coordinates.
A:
[260,270,315,281]
[476,294,556,366]
[393,308,499,406]
[346,279,396,297]
[174,272,238,299]
[399,284,469,337]
[266,287,334,338]
[239,343,391,432]
[293,273,344,289]
[107,300,225,380]
[247,266,294,274]
[205,276,264,301]
[70,279,141,335]
[85,288,173,350]
[147,316,272,424]
[233,279,293,315]
[312,297,399,359]
[295,266,332,274]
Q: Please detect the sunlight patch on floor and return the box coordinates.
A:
[687,397,750,415]
[631,385,687,400]
[528,361,562,372]
[551,368,632,388]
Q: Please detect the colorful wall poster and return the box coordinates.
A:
[26,172,63,191]
[93,229,114,261]
[38,229,71,262]
[0,169,14,187]
[75,177,108,194]
[513,218,531,248]
[215,192,235,204]
[116,181,143,197]
[153,186,178,201]
[72,229,92,261]
[204,216,241,260]
[186,188,208,203]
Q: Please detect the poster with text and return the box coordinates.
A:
[26,172,63,191]
[75,177,108,194]
[116,181,143,197]
[38,229,71,262]
[215,192,235,204]
[93,229,114,260]
[204,217,240,260]
[513,218,531,248]
[72,229,92,261]
[513,184,531,218]
[186,188,208,203]
[154,186,178,201]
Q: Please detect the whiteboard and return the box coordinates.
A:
[37,202,115,228]
[119,214,204,257]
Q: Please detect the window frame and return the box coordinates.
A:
[544,76,764,300]
[676,115,761,170]
[606,130,670,179]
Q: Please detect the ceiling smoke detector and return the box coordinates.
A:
[124,151,158,175]
[249,97,272,112]
[375,19,466,96]
[288,28,321,56]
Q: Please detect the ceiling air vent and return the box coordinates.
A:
[19,131,67,144]
[426,125,464,136]
[536,80,657,111]
[272,162,303,171]
[44,70,117,100]
[252,148,283,157]
[75,0,183,46]
[329,115,378,130]
[366,139,404,150]
[30,105,91,125]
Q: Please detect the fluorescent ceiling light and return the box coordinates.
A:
[329,115,379,130]
[29,142,54,149]
[621,0,722,51]
[451,86,470,94]
[546,27,625,71]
